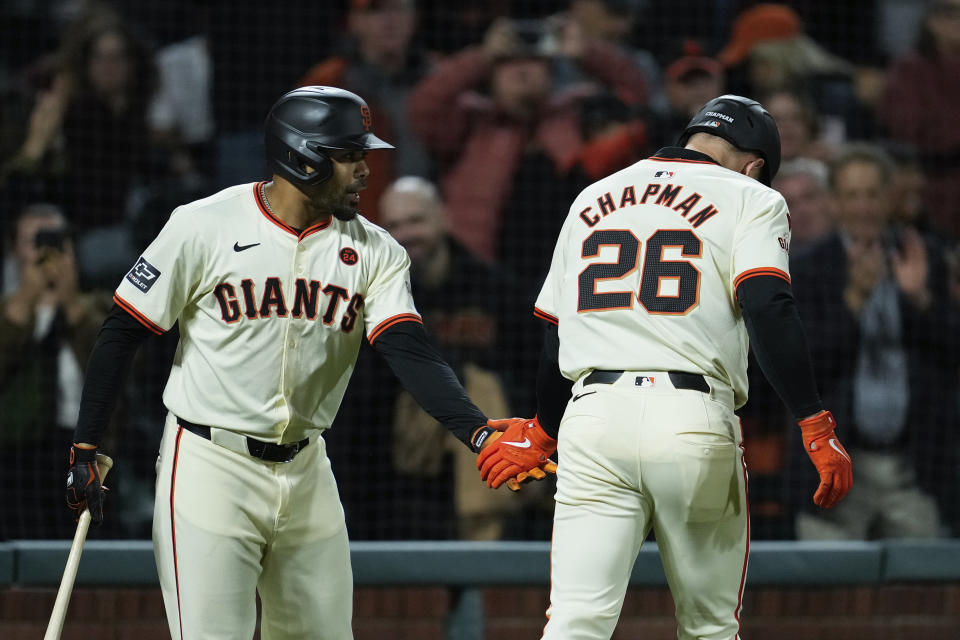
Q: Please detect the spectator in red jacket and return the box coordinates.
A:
[298,0,433,223]
[408,16,647,280]
[878,0,960,241]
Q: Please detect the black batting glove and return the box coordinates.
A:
[66,444,104,525]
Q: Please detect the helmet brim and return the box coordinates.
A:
[361,133,395,150]
[317,132,395,151]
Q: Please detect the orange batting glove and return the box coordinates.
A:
[472,419,558,490]
[477,416,557,490]
[798,410,853,509]
[471,422,521,489]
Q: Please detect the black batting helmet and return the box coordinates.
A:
[264,86,393,187]
[677,94,781,186]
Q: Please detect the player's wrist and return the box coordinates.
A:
[71,443,98,463]
[798,410,836,439]
[527,416,557,447]
[470,426,499,453]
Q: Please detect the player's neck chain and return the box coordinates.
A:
[260,182,276,215]
[260,182,318,235]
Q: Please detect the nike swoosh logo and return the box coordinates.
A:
[572,391,597,402]
[503,438,532,449]
[234,242,261,252]
[828,438,850,462]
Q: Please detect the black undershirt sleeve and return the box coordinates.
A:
[371,321,488,449]
[535,323,572,440]
[737,275,823,420]
[74,304,157,445]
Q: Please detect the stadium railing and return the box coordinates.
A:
[3,539,959,639]
[4,538,960,586]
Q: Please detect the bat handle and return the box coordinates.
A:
[44,453,113,640]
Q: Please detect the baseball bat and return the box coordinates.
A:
[44,453,114,640]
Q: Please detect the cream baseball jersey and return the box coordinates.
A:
[114,181,420,442]
[535,154,791,408]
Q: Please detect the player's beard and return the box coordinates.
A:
[310,186,361,221]
[332,203,358,221]
[332,182,365,221]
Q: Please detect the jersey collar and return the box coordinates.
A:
[254,182,331,241]
[649,146,720,166]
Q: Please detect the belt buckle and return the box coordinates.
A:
[245,436,306,463]
[246,437,280,462]
[277,442,303,463]
[274,440,301,463]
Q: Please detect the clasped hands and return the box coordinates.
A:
[474,417,557,491]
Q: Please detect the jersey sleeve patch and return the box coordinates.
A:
[367,313,423,344]
[125,256,162,293]
[733,267,790,290]
[113,294,165,335]
[534,307,559,325]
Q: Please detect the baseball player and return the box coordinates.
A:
[64,86,509,639]
[478,95,854,639]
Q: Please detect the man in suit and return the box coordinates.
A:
[790,143,960,539]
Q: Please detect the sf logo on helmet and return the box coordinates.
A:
[360,106,372,132]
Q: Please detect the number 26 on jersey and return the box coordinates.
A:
[578,229,701,315]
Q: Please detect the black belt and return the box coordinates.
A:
[584,370,710,393]
[176,417,310,463]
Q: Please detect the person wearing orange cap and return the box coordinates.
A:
[718,2,873,144]
[717,3,803,68]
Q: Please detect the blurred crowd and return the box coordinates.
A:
[1,0,958,542]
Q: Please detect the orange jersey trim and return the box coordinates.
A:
[649,156,719,166]
[367,313,423,344]
[533,307,559,325]
[254,182,331,240]
[113,294,165,335]
[733,267,790,290]
[299,221,331,240]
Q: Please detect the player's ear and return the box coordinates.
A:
[743,156,765,181]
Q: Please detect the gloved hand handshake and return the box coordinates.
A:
[798,410,853,509]
[475,416,558,491]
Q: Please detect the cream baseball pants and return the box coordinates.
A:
[153,412,353,639]
[542,372,749,640]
